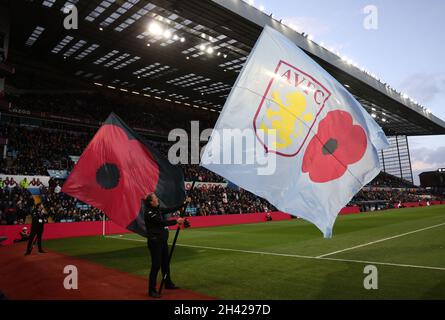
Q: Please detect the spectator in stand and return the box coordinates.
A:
[54,183,62,194]
[4,177,14,188]
[0,178,4,189]
[20,178,29,189]
[4,201,17,224]
[48,177,57,192]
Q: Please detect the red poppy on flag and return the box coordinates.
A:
[302,110,367,183]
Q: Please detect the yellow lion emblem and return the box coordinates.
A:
[259,91,314,150]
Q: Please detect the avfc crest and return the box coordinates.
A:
[253,60,332,157]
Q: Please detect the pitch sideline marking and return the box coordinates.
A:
[104,234,445,272]
[316,221,445,258]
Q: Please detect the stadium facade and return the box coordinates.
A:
[379,136,413,183]
[1,0,445,185]
[420,168,445,192]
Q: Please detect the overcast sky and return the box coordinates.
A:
[256,0,445,185]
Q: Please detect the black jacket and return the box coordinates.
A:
[31,208,45,231]
[144,206,178,236]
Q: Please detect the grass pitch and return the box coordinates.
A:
[45,206,445,299]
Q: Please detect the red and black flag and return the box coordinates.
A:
[62,113,185,237]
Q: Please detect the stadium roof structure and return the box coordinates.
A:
[6,0,445,136]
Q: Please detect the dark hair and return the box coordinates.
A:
[145,193,156,206]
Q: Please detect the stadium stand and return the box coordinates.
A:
[1,92,444,226]
[366,171,415,188]
[186,185,273,216]
[39,182,103,223]
[1,124,90,175]
[5,92,217,135]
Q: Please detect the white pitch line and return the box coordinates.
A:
[316,221,445,258]
[104,235,445,272]
[105,235,313,259]
[318,257,445,272]
[106,235,145,242]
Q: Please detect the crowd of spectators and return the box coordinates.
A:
[1,124,223,182]
[40,179,104,223]
[0,186,34,225]
[182,165,225,183]
[1,125,90,175]
[1,121,424,188]
[0,177,105,225]
[185,185,274,216]
[0,180,273,225]
[351,189,443,204]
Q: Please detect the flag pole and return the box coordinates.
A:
[102,213,106,237]
[158,181,195,296]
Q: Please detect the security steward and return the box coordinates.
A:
[144,192,185,298]
[25,203,47,255]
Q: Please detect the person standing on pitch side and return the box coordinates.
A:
[25,203,47,255]
[143,192,185,298]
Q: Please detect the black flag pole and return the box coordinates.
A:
[158,180,195,296]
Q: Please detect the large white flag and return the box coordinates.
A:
[201,26,389,238]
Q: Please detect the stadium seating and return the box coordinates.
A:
[4,92,217,135]
[0,93,443,226]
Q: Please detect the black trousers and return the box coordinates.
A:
[147,230,171,291]
[26,228,43,253]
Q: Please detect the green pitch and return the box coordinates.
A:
[45,205,445,299]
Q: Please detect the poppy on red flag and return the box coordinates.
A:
[62,113,185,237]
